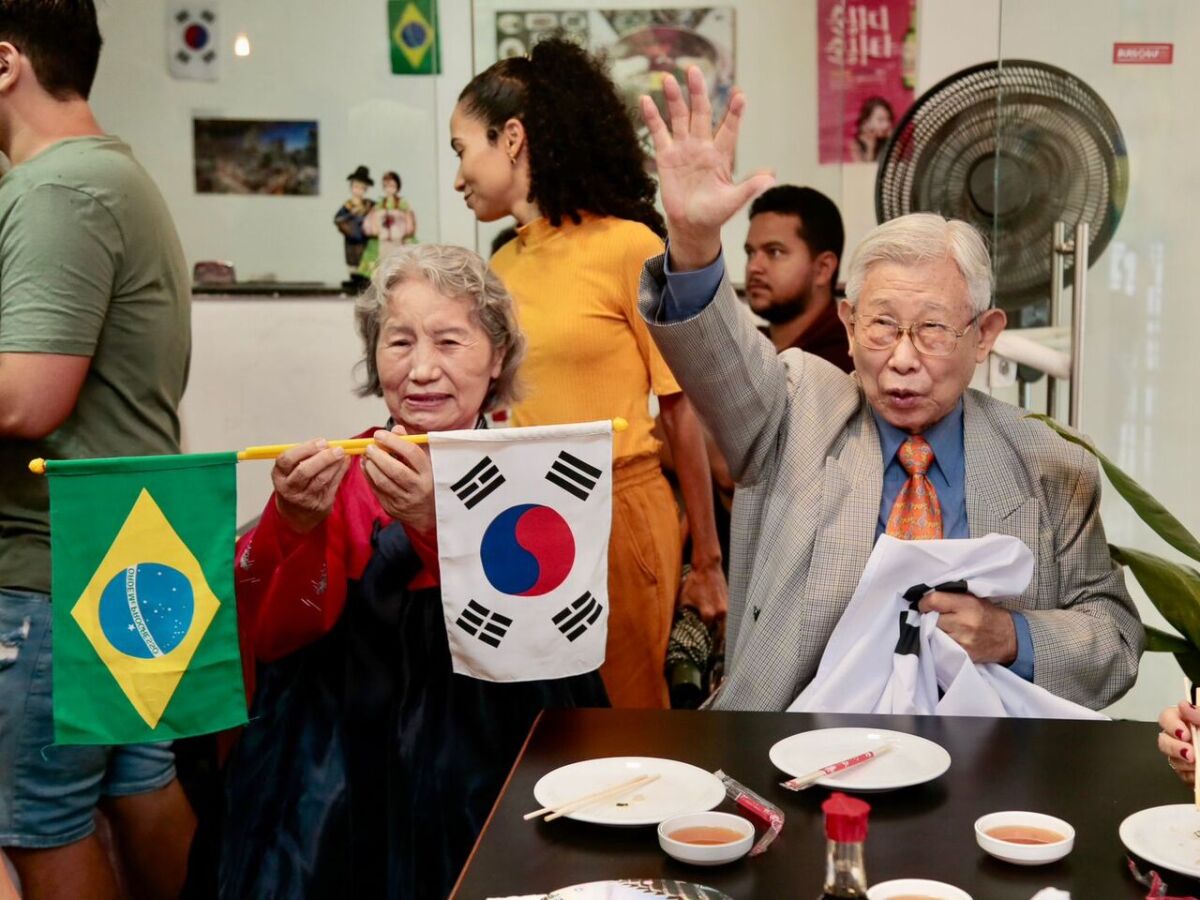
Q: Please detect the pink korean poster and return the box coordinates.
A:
[818,0,918,165]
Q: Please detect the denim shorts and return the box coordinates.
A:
[0,588,176,848]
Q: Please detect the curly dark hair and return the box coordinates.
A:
[458,36,665,238]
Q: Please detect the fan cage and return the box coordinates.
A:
[876,60,1129,312]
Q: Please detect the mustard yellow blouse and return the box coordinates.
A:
[490,213,680,462]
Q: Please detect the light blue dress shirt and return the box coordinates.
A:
[657,249,1035,680]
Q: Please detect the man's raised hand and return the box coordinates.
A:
[640,66,774,271]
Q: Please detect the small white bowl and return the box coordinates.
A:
[868,879,972,900]
[974,811,1075,866]
[657,811,754,867]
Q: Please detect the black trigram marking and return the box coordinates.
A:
[545,451,601,501]
[202,50,217,63]
[455,599,512,648]
[200,9,216,22]
[894,608,921,657]
[552,591,603,642]
[896,580,967,657]
[451,456,505,509]
[175,10,189,22]
[175,50,190,63]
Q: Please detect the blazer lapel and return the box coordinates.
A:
[963,392,1040,599]
[803,404,881,626]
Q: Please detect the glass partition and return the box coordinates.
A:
[997,0,1200,717]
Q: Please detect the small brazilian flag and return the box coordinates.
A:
[388,0,440,75]
[46,452,247,745]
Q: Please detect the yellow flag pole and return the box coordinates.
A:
[237,435,424,461]
[29,418,628,474]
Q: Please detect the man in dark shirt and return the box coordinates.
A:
[743,185,852,371]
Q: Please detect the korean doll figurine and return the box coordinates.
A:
[333,165,376,291]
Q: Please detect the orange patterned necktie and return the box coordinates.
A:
[886,435,943,540]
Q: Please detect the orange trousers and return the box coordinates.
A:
[600,455,682,709]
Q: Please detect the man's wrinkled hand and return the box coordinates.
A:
[917,590,1018,665]
[638,66,773,271]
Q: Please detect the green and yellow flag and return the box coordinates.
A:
[388,0,441,75]
[46,452,247,745]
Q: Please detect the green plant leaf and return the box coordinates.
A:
[1028,414,1200,563]
[1145,627,1200,684]
[1177,653,1200,688]
[1111,544,1200,649]
[1145,624,1193,654]
[1161,654,1200,688]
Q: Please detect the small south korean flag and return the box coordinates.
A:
[167,2,220,81]
[429,421,613,682]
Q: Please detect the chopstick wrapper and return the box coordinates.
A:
[715,770,784,856]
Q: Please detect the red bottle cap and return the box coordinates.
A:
[822,791,870,842]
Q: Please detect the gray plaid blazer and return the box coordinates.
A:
[639,255,1143,712]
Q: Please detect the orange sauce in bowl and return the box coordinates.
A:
[667,825,745,845]
[985,825,1065,845]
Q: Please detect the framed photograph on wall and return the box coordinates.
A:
[193,118,320,195]
[488,8,735,167]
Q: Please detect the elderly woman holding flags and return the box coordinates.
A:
[211,244,607,900]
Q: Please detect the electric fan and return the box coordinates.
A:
[876,60,1129,313]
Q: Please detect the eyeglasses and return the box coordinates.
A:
[849,313,980,357]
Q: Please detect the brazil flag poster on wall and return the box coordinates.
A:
[45,452,247,745]
[389,0,441,74]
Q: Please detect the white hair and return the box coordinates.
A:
[844,213,993,315]
[354,243,526,412]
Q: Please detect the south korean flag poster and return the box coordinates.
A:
[429,420,613,682]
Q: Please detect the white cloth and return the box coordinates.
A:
[430,421,612,682]
[789,534,1107,720]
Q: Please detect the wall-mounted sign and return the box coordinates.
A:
[818,0,918,165]
[1113,43,1173,65]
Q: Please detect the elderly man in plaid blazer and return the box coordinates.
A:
[634,69,1143,712]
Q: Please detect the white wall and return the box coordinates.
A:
[181,297,381,526]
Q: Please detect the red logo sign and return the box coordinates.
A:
[1113,43,1173,64]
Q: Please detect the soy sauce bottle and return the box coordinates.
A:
[818,792,871,898]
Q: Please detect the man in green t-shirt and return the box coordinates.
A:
[0,3,195,897]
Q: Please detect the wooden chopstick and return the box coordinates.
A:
[545,774,660,822]
[523,773,658,822]
[780,742,894,791]
[1189,678,1199,811]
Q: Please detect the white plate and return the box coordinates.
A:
[1119,804,1200,878]
[769,727,951,792]
[532,757,725,826]
[547,880,733,899]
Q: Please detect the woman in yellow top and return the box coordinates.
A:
[450,37,726,709]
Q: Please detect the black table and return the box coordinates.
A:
[453,709,1188,899]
